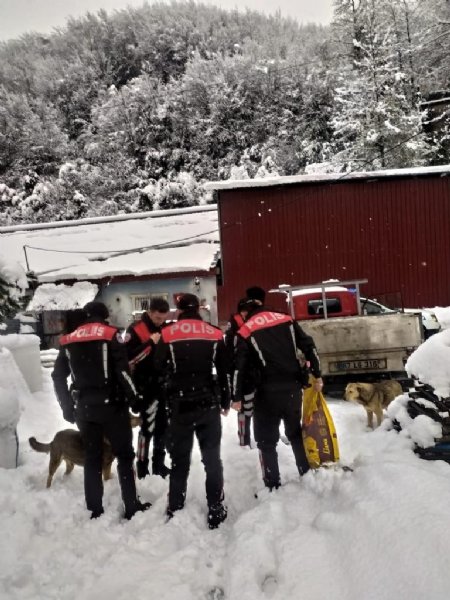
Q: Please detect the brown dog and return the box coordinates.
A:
[29,415,141,488]
[344,380,403,428]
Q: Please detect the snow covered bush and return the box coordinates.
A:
[0,257,28,323]
[144,172,205,210]
[0,182,26,226]
[386,393,443,448]
[406,329,450,398]
[254,156,279,179]
[229,165,250,180]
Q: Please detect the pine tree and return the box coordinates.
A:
[329,0,431,170]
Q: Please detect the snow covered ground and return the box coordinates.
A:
[2,366,450,600]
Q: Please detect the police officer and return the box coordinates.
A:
[126,297,170,479]
[153,293,230,529]
[52,301,150,520]
[224,298,254,446]
[232,288,323,490]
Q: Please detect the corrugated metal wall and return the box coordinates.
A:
[217,175,450,322]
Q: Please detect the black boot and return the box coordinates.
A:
[152,447,171,479]
[207,502,227,530]
[152,461,171,479]
[259,448,281,490]
[124,500,152,521]
[90,508,104,520]
[290,437,311,477]
[136,459,150,480]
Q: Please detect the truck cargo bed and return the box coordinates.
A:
[300,313,422,379]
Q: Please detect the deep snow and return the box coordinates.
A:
[2,364,450,600]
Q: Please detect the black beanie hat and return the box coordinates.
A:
[246,286,266,304]
[237,298,249,312]
[177,293,200,311]
[64,308,87,334]
[83,301,109,320]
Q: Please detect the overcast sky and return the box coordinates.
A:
[0,0,334,41]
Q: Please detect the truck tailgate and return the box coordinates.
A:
[299,313,423,376]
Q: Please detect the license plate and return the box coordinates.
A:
[329,358,387,372]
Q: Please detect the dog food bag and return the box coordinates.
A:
[302,380,339,468]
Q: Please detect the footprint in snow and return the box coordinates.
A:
[207,586,224,600]
[262,574,278,597]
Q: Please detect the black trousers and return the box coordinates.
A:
[253,381,309,488]
[76,404,138,515]
[137,390,168,469]
[237,390,254,446]
[232,371,254,447]
[166,402,223,512]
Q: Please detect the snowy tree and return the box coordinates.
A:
[0,0,445,223]
[0,87,69,184]
[409,0,450,163]
[329,0,432,170]
[410,0,450,95]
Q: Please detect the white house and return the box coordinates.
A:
[0,205,220,345]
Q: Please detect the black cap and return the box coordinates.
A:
[237,298,249,312]
[246,286,266,304]
[64,308,87,334]
[83,301,109,320]
[177,293,200,311]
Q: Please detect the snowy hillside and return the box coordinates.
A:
[2,365,450,600]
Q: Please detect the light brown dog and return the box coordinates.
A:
[29,415,141,488]
[344,380,403,428]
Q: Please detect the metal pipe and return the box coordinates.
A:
[23,245,30,271]
[321,285,328,319]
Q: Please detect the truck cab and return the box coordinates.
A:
[292,287,358,320]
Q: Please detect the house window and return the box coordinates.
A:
[130,293,169,313]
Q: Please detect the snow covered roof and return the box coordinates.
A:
[205,164,450,191]
[27,282,99,311]
[290,286,350,297]
[0,205,219,283]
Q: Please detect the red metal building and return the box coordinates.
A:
[207,165,450,323]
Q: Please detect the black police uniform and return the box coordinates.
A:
[126,312,169,478]
[153,310,230,528]
[52,315,145,519]
[224,312,254,446]
[234,305,321,490]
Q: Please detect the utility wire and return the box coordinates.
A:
[24,228,218,256]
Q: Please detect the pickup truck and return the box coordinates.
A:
[272,280,423,392]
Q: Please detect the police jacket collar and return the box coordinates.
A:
[246,305,266,319]
[178,311,202,322]
[85,316,109,325]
